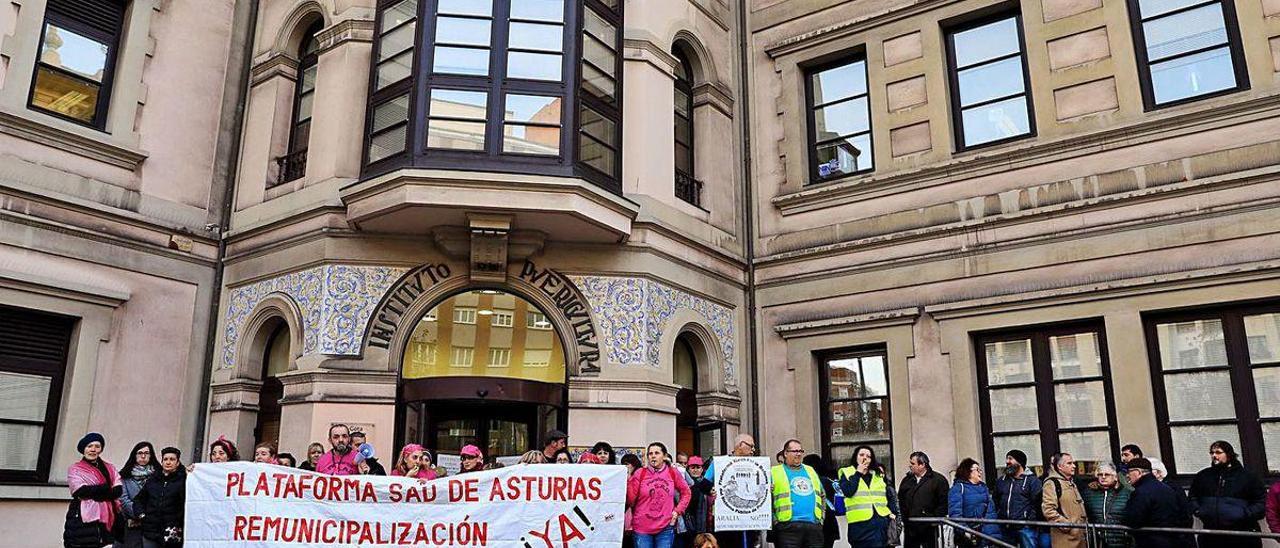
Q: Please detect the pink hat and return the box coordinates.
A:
[688,456,704,467]
[401,443,424,456]
[460,444,483,458]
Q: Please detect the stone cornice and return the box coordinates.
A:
[316,18,375,55]
[693,81,735,117]
[624,38,679,74]
[0,109,147,170]
[775,307,920,338]
[757,167,1280,278]
[763,0,958,58]
[250,52,299,87]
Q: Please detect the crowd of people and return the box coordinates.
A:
[61,426,1280,548]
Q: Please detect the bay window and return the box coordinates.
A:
[363,0,623,192]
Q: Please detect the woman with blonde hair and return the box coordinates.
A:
[518,450,547,464]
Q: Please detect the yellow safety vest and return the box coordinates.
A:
[838,468,890,522]
[770,464,825,523]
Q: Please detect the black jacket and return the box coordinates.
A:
[137,467,186,542]
[1121,474,1192,548]
[899,469,949,529]
[1188,461,1267,531]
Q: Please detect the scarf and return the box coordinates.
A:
[130,464,155,483]
[68,458,122,533]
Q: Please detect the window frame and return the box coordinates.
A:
[275,20,323,188]
[974,320,1120,479]
[943,11,1037,152]
[1124,0,1249,110]
[27,1,125,130]
[818,345,893,473]
[1144,300,1280,480]
[803,52,875,185]
[573,0,624,191]
[360,0,623,193]
[0,306,74,483]
[673,49,695,184]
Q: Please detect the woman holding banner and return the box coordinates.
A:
[628,442,692,548]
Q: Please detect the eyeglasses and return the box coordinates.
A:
[785,449,804,454]
[462,454,481,460]
[1210,450,1226,455]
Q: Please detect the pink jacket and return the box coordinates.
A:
[1267,481,1280,533]
[316,450,358,476]
[626,464,691,535]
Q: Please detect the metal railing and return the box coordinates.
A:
[908,516,1280,547]
[675,169,703,208]
[274,148,307,187]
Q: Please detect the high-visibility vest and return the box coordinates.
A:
[770,464,825,523]
[837,467,890,522]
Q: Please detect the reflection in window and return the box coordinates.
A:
[945,15,1033,148]
[403,290,566,384]
[30,0,125,128]
[503,94,561,155]
[806,58,873,182]
[1149,307,1280,475]
[821,349,892,474]
[427,89,488,150]
[1129,0,1245,107]
[977,325,1117,478]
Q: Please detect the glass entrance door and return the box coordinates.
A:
[402,402,559,466]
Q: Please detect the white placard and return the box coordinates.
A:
[437,454,461,476]
[711,456,772,531]
[185,462,625,547]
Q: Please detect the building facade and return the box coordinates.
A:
[0,0,249,544]
[748,0,1280,484]
[2,0,1280,543]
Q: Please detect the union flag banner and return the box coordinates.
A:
[185,462,625,547]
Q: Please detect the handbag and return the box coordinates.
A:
[886,478,903,546]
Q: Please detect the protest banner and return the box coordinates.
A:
[711,456,772,531]
[185,462,625,547]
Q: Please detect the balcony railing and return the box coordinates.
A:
[273,149,308,187]
[675,170,703,208]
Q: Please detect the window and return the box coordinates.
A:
[1146,302,1280,477]
[527,311,551,329]
[490,310,514,327]
[976,322,1118,477]
[805,57,873,183]
[366,0,417,164]
[488,348,510,366]
[450,346,474,366]
[1126,0,1247,108]
[673,49,700,207]
[453,307,476,324]
[524,349,551,367]
[276,20,323,187]
[820,347,892,473]
[577,2,622,185]
[363,0,623,191]
[944,14,1034,149]
[0,305,74,482]
[29,0,126,128]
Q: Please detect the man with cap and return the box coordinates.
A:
[1121,457,1192,548]
[541,429,568,462]
[995,449,1043,548]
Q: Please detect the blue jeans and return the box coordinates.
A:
[1001,527,1039,548]
[635,526,676,548]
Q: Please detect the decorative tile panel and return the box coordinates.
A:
[570,275,737,386]
[221,265,407,369]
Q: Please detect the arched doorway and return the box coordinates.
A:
[674,335,698,456]
[397,289,567,467]
[254,323,290,447]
